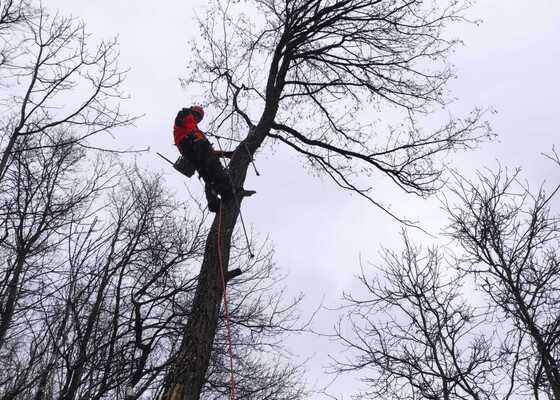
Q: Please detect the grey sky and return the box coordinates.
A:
[43,0,560,397]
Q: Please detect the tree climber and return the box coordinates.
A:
[173,105,253,212]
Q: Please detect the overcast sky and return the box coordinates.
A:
[44,1,560,397]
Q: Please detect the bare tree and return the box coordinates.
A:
[327,155,560,400]
[0,0,30,67]
[162,0,493,398]
[0,0,133,370]
[327,234,501,400]
[0,141,306,399]
[0,0,28,31]
[0,1,134,182]
[444,163,560,400]
[0,130,113,350]
[0,130,119,398]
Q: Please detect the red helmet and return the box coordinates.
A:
[191,105,204,122]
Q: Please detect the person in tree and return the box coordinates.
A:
[173,105,238,212]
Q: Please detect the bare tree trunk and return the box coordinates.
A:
[0,130,19,182]
[0,256,25,347]
[160,166,246,400]
[160,125,269,400]
[512,286,560,400]
[161,220,232,399]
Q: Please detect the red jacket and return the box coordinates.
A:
[173,112,206,146]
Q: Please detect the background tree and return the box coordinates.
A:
[328,153,560,400]
[0,2,134,387]
[0,0,30,67]
[162,0,493,398]
[0,145,306,399]
[0,0,133,181]
[327,235,504,400]
[444,157,560,400]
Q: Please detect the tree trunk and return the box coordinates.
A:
[0,130,19,183]
[160,202,239,400]
[160,36,284,397]
[0,256,25,348]
[160,129,263,400]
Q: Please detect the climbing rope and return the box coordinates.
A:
[216,202,238,400]
[213,125,262,398]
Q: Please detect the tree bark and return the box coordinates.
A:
[160,127,267,400]
[160,205,237,400]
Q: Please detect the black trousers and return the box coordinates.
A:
[177,137,233,203]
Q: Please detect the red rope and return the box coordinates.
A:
[216,201,238,399]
